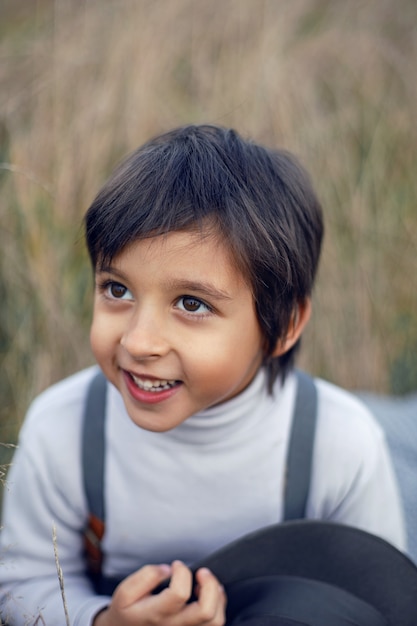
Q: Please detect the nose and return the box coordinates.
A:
[120,307,170,360]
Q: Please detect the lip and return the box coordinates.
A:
[122,370,182,405]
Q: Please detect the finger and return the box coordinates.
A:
[182,567,226,624]
[196,567,226,613]
[112,563,171,609]
[127,560,192,621]
[204,586,227,626]
[158,560,193,610]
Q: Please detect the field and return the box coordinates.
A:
[1,0,416,457]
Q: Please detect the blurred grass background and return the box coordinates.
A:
[0,0,416,466]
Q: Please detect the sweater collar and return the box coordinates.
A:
[111,367,283,445]
[164,367,276,445]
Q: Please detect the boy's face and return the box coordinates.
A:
[90,228,264,432]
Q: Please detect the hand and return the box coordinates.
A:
[93,560,226,625]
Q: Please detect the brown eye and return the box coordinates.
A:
[177,296,211,315]
[108,282,129,299]
[182,297,201,312]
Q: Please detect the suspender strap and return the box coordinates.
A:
[283,369,318,521]
[82,370,107,580]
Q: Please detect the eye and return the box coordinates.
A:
[176,296,212,315]
[102,281,133,301]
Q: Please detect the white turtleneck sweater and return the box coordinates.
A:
[0,366,405,625]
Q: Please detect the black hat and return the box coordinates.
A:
[190,521,417,626]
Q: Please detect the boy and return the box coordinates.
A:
[0,125,405,625]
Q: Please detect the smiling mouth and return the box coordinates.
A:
[129,373,180,392]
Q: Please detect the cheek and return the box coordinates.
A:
[192,323,263,380]
[89,315,113,364]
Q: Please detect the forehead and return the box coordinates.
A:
[111,228,250,290]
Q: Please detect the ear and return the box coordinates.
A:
[270,298,312,358]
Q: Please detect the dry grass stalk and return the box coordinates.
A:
[52,523,71,626]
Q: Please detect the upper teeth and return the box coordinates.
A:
[131,374,176,391]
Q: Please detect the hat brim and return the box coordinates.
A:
[190,520,417,626]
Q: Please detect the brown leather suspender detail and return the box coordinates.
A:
[83,513,105,576]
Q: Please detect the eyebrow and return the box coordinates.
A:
[164,279,233,301]
[96,266,127,281]
[96,267,233,301]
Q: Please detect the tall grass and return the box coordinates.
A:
[0,0,416,452]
